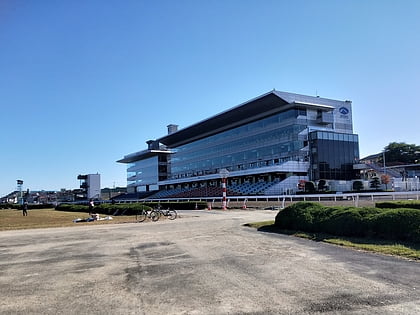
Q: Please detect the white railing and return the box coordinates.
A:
[107,191,420,208]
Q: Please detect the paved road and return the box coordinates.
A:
[0,210,419,314]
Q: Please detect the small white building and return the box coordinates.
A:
[77,174,101,200]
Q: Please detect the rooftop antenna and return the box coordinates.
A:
[315,89,318,97]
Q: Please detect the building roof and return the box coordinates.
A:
[157,90,346,147]
[360,152,382,162]
[117,149,172,164]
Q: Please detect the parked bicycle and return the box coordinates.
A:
[154,206,177,220]
[136,207,159,222]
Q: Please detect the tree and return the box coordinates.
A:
[297,180,306,191]
[304,181,316,193]
[352,180,364,191]
[381,174,391,190]
[370,177,381,190]
[382,142,420,166]
[318,179,327,191]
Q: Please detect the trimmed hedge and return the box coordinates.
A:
[373,209,420,241]
[55,201,207,215]
[275,201,420,242]
[375,201,420,210]
[55,203,152,216]
[0,204,14,209]
[141,201,207,210]
[0,203,55,210]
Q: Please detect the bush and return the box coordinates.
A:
[55,203,89,213]
[274,202,323,231]
[370,177,381,190]
[352,180,364,191]
[0,203,14,210]
[275,202,420,242]
[317,180,327,191]
[55,203,152,216]
[142,201,207,210]
[372,209,420,242]
[320,208,366,236]
[376,201,420,210]
[55,201,207,215]
[304,181,316,193]
[0,203,54,210]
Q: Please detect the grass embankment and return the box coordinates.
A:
[246,220,420,260]
[0,209,139,231]
[246,202,420,260]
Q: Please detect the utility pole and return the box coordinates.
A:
[383,150,386,175]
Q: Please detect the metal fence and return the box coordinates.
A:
[116,190,420,209]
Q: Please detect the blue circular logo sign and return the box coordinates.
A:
[339,107,349,115]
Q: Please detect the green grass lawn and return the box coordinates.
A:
[245,220,420,261]
[0,209,142,231]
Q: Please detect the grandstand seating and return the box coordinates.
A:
[147,188,185,199]
[147,181,279,199]
[112,191,155,200]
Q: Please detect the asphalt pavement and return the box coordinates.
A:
[0,209,419,314]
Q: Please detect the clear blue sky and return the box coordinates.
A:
[1,0,419,196]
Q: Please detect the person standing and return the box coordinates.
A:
[22,202,28,216]
[88,199,94,214]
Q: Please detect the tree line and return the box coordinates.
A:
[381,142,420,166]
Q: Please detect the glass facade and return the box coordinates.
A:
[127,156,159,191]
[309,131,359,180]
[119,90,361,194]
[169,109,307,179]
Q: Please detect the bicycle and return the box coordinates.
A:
[136,207,159,222]
[154,206,177,220]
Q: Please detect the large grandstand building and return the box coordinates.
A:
[118,90,361,198]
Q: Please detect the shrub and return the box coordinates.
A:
[55,203,89,213]
[372,209,420,242]
[275,202,323,231]
[142,201,207,210]
[352,180,364,191]
[1,203,54,210]
[304,181,316,193]
[370,177,381,190]
[376,201,420,210]
[275,202,420,242]
[320,208,366,236]
[54,201,207,215]
[55,203,154,215]
[0,204,14,210]
[318,180,327,191]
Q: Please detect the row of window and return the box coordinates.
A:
[310,133,360,180]
[176,109,301,152]
[170,141,307,178]
[127,156,159,186]
[169,155,306,179]
[309,131,358,142]
[172,125,305,164]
